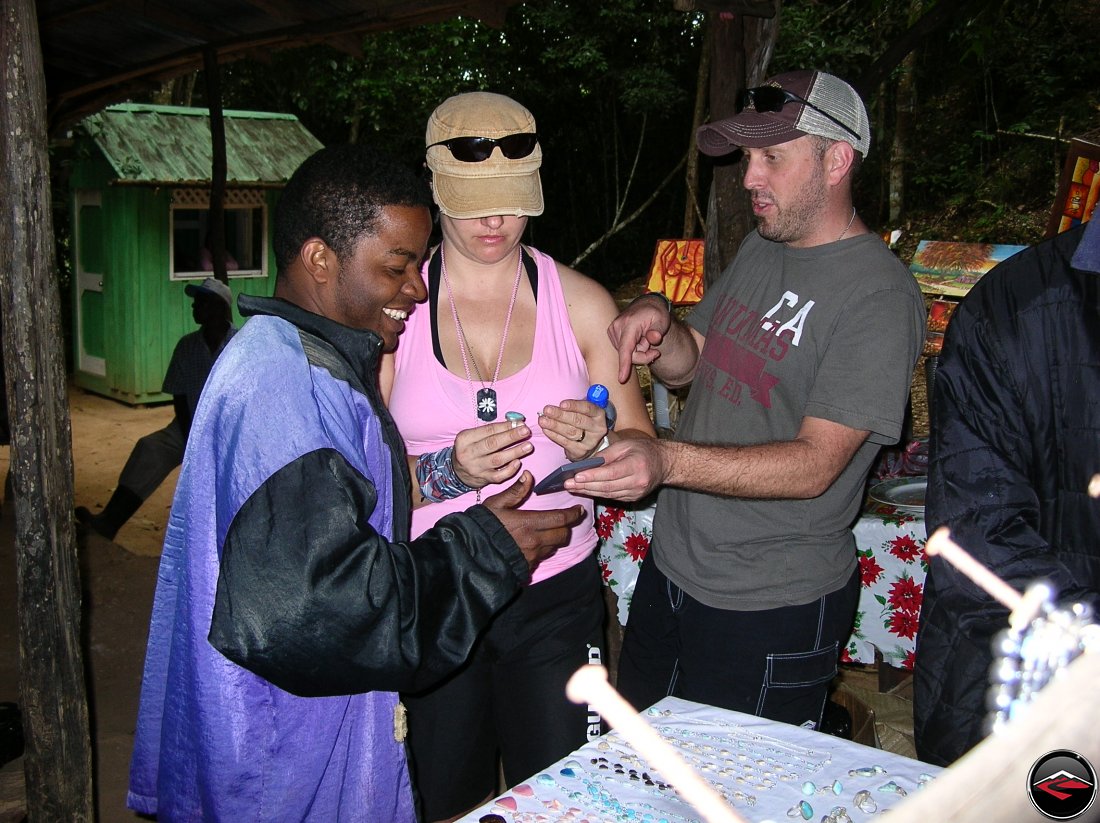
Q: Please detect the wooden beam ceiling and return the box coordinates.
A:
[38,0,525,133]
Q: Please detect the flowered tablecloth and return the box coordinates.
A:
[595,501,928,670]
[844,503,928,670]
[595,500,656,626]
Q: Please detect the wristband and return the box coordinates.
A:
[416,446,476,503]
[638,291,673,315]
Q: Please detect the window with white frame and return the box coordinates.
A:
[170,188,267,279]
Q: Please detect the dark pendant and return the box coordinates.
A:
[476,387,498,421]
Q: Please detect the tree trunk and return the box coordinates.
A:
[703,7,780,286]
[0,0,94,819]
[153,74,197,107]
[683,22,712,238]
[175,73,197,107]
[888,4,919,224]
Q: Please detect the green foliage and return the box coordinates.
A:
[206,0,704,288]
[106,0,1099,287]
[774,0,1100,244]
[774,0,891,76]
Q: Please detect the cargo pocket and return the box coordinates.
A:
[755,642,839,728]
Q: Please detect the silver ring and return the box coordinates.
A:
[575,430,586,442]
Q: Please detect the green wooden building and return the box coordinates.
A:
[69,104,322,405]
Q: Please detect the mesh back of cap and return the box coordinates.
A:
[798,72,871,157]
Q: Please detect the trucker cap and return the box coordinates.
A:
[696,69,870,158]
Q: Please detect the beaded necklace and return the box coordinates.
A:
[657,723,832,776]
[440,244,523,422]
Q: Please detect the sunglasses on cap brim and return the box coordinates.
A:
[737,86,861,143]
[427,133,539,163]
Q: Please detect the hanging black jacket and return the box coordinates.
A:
[914,221,1100,766]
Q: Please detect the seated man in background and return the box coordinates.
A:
[76,277,235,540]
[914,217,1100,766]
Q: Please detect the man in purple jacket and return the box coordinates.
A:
[127,144,581,821]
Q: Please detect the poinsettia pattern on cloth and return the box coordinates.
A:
[595,500,928,670]
[595,503,654,626]
[845,503,928,669]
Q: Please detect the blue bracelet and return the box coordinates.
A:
[416,446,476,503]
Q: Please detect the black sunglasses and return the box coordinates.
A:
[426,133,539,163]
[738,86,861,143]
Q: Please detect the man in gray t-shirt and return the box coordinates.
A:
[567,70,924,728]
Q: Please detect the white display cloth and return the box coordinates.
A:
[458,696,940,823]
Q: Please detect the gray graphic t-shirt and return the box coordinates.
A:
[654,231,925,611]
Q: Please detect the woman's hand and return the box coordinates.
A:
[452,418,533,489]
[538,399,608,462]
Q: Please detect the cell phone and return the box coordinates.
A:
[533,456,605,496]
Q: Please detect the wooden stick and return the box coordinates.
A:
[566,665,749,823]
[1007,580,1052,632]
[925,527,1024,612]
[881,653,1100,823]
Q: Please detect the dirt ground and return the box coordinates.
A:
[68,388,180,558]
[1,385,174,822]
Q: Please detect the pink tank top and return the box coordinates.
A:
[390,245,596,584]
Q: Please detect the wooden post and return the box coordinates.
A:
[0,0,94,819]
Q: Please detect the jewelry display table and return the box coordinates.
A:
[458,696,940,822]
[595,501,928,671]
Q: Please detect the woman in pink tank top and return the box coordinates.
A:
[380,92,654,822]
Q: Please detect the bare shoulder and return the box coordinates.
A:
[555,260,619,325]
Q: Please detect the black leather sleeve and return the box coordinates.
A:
[208,448,529,697]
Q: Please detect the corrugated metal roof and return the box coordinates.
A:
[79,104,323,186]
